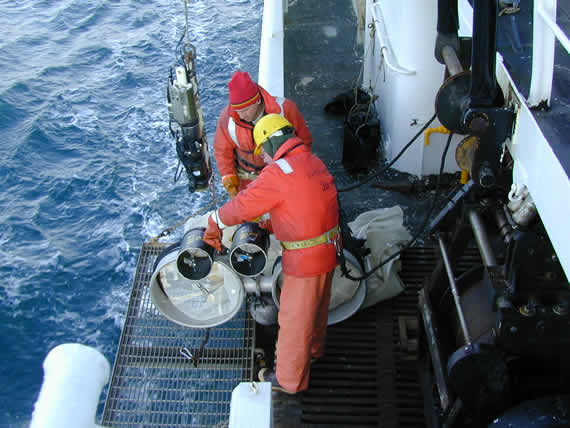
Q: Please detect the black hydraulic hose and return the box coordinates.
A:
[338,113,437,192]
[339,132,454,281]
[437,0,459,34]
[192,328,211,368]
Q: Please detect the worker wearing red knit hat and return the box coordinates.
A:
[214,70,312,198]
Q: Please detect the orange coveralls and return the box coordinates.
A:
[214,86,312,191]
[217,137,339,392]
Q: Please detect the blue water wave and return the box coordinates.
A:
[0,0,262,425]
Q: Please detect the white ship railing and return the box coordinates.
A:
[458,0,570,282]
[528,0,570,107]
[258,0,285,97]
[30,344,110,428]
[369,2,416,75]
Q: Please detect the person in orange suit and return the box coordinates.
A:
[214,70,312,199]
[204,114,339,394]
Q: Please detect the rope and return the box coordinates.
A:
[192,328,211,368]
[183,0,191,45]
[149,201,215,243]
[347,22,384,128]
[347,21,387,129]
[179,327,212,368]
[336,20,418,194]
[150,155,221,242]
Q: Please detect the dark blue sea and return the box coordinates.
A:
[0,1,262,426]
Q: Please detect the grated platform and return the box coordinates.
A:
[101,242,255,428]
[272,245,481,428]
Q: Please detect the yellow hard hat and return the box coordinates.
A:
[253,114,293,155]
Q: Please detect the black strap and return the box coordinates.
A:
[236,147,255,155]
[235,153,264,172]
[192,328,210,368]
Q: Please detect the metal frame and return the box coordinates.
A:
[101,243,255,428]
[458,0,570,282]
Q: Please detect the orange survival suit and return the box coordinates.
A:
[213,86,312,193]
[214,137,339,393]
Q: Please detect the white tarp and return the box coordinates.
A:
[348,205,411,308]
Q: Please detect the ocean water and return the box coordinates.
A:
[0,0,262,426]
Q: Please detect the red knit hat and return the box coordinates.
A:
[228,71,260,109]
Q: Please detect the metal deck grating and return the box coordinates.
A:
[271,245,481,428]
[102,242,255,428]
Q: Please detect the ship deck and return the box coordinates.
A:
[284,0,437,231]
[100,1,568,426]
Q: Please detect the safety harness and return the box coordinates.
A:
[236,167,260,181]
[280,225,340,250]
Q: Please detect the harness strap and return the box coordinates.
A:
[281,225,340,250]
[235,153,264,172]
[236,167,260,181]
[228,118,240,147]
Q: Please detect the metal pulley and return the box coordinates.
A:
[434,71,472,135]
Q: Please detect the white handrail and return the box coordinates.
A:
[528,0,569,107]
[537,3,570,53]
[370,3,416,75]
[258,0,284,97]
[30,344,111,428]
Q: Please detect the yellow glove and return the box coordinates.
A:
[222,175,239,199]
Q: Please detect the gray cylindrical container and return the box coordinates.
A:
[176,227,215,280]
[229,222,269,277]
[248,295,278,326]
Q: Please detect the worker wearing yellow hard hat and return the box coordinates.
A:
[204,114,340,394]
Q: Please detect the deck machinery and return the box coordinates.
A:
[415,0,570,426]
[155,0,570,426]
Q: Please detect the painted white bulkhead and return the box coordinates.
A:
[363,0,464,177]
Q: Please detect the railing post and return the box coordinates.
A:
[258,0,284,97]
[528,0,557,107]
[30,344,111,428]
